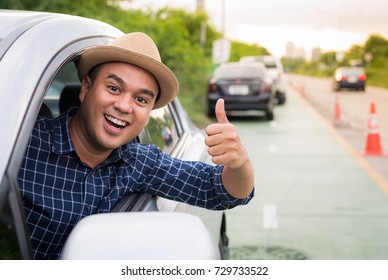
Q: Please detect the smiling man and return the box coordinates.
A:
[18,32,255,259]
[70,62,159,168]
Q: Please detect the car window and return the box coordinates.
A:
[241,56,283,71]
[341,68,364,75]
[262,61,277,68]
[138,106,178,153]
[45,62,80,118]
[215,65,264,79]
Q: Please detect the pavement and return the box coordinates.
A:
[225,86,388,260]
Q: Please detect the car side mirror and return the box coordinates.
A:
[60,212,220,260]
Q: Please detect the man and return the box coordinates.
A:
[18,32,254,259]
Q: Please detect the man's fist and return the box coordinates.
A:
[205,99,247,169]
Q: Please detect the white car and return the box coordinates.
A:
[240,55,287,104]
[0,10,227,260]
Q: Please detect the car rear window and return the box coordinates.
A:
[262,61,277,68]
[215,66,264,79]
[341,68,364,75]
[240,56,278,69]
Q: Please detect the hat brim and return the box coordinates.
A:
[77,46,179,109]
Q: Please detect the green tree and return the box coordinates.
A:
[364,35,388,68]
[0,0,274,124]
[364,35,388,57]
[229,41,270,62]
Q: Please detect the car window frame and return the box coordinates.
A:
[139,105,178,153]
[0,173,31,259]
[4,36,117,259]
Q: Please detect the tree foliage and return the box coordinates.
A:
[229,41,270,62]
[0,0,274,125]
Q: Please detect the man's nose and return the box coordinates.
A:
[113,94,133,113]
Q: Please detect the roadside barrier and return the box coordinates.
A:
[364,101,384,156]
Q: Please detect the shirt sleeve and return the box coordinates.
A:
[128,143,254,210]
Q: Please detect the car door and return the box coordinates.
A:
[0,11,122,259]
[0,11,225,259]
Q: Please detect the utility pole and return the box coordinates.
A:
[221,0,225,37]
[197,0,206,47]
[196,0,204,10]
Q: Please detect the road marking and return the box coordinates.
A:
[294,89,388,195]
[263,204,278,229]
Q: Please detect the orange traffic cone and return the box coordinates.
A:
[333,96,341,126]
[364,102,384,156]
[300,83,306,98]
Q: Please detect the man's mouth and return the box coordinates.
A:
[104,114,128,129]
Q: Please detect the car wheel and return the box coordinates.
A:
[276,93,286,105]
[266,110,274,121]
[333,83,340,92]
[280,95,286,105]
[219,213,229,259]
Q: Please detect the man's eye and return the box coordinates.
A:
[108,85,119,93]
[136,97,148,104]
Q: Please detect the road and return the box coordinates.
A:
[288,74,388,184]
[225,77,388,259]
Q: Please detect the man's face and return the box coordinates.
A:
[76,62,159,152]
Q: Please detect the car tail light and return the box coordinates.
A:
[208,83,218,93]
[341,75,347,81]
[359,73,366,81]
[277,71,282,79]
[261,83,270,93]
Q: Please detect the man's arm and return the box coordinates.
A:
[205,99,255,199]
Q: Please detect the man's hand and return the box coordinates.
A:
[205,99,254,198]
[205,99,248,169]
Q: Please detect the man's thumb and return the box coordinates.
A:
[215,98,229,124]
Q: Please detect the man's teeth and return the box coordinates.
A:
[105,115,127,127]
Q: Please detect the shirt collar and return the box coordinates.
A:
[52,108,77,155]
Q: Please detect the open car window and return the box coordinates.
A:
[44,62,80,118]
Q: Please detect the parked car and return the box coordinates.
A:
[207,62,275,120]
[333,66,366,92]
[240,55,287,104]
[0,10,227,260]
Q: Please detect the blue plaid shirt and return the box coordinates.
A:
[18,109,254,259]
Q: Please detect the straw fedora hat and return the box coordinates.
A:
[77,32,179,109]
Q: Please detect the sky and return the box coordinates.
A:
[126,0,388,58]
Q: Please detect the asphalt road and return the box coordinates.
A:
[225,80,388,260]
[287,74,388,185]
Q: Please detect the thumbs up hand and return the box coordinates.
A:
[205,99,254,199]
[214,98,229,124]
[205,99,248,169]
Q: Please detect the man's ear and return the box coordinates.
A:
[79,76,92,102]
